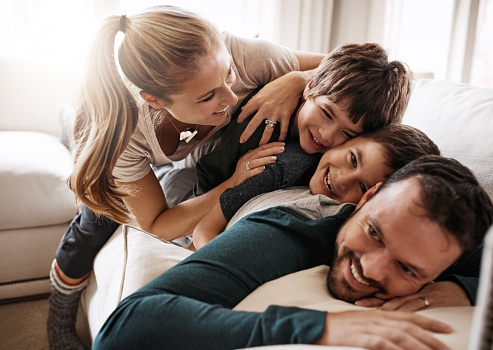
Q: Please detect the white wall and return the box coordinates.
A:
[0,55,78,137]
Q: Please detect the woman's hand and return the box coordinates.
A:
[355,281,471,311]
[226,142,285,188]
[237,71,310,145]
[316,310,452,350]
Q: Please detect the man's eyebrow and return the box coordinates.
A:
[376,221,428,279]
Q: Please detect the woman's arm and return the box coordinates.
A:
[192,202,227,250]
[121,142,284,241]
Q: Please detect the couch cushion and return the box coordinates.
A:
[82,224,192,340]
[402,79,493,201]
[0,131,78,230]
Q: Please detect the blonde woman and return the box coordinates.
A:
[47,5,325,349]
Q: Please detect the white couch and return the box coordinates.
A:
[81,78,493,349]
[0,55,79,302]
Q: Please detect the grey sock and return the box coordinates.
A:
[47,264,88,350]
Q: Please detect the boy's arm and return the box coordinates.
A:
[192,202,228,250]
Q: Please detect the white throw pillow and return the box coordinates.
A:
[402,79,493,200]
[82,224,192,340]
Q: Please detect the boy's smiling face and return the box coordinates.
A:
[294,82,365,154]
[309,137,392,204]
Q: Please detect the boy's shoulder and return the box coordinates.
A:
[226,186,355,229]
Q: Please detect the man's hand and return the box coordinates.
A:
[316,310,452,350]
[355,281,471,311]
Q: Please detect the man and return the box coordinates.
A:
[93,155,493,350]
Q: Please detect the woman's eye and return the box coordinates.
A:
[201,92,215,103]
[351,153,357,167]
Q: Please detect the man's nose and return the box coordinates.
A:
[360,250,391,283]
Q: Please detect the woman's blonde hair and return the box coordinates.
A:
[68,5,222,223]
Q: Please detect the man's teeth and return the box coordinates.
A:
[324,172,336,195]
[351,262,370,286]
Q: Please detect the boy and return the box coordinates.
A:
[194,43,413,197]
[192,124,440,249]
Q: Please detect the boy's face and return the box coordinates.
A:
[295,82,365,154]
[309,137,392,204]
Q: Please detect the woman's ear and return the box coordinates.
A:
[355,182,383,210]
[302,80,314,99]
[140,91,165,109]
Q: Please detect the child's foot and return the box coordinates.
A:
[47,262,88,350]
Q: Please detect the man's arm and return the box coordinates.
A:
[93,206,451,350]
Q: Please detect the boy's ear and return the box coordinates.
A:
[355,182,383,210]
[303,80,315,99]
[140,91,166,109]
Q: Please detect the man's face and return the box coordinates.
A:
[327,178,463,303]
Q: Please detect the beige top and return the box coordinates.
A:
[113,32,299,183]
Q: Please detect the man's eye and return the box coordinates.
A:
[399,262,415,277]
[368,225,380,241]
[351,153,357,167]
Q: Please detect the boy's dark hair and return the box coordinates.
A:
[378,155,493,254]
[307,43,413,132]
[360,124,440,179]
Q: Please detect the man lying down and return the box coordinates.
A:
[93,155,493,350]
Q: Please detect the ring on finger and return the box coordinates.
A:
[244,161,251,172]
[264,119,278,128]
[420,297,430,308]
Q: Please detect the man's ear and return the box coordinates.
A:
[355,182,383,210]
[140,91,165,109]
[302,80,314,99]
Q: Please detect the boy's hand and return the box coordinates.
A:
[238,71,307,145]
[355,281,471,311]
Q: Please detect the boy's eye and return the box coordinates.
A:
[343,131,354,139]
[359,183,367,194]
[351,152,357,167]
[323,109,333,120]
[201,92,215,103]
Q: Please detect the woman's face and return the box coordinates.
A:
[165,44,238,126]
[309,137,392,204]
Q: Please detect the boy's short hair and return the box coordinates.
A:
[306,43,413,132]
[360,124,440,178]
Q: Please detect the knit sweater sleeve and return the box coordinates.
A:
[220,142,321,221]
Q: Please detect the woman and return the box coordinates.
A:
[48,5,325,349]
